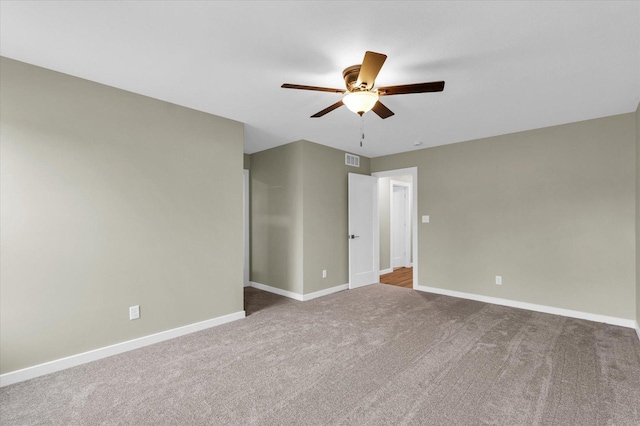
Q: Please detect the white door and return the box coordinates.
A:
[348,173,379,289]
[391,186,407,268]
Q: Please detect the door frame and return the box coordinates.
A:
[390,180,412,269]
[243,169,250,287]
[371,167,418,289]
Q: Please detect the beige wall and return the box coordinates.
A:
[250,142,304,293]
[250,140,370,295]
[372,114,636,319]
[0,58,244,374]
[302,142,370,293]
[244,153,251,170]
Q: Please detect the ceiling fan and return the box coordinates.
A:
[282,51,445,119]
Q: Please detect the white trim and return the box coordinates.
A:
[379,268,393,275]
[372,167,418,289]
[249,281,348,302]
[249,281,303,301]
[0,310,246,388]
[635,321,640,342]
[414,285,635,328]
[301,284,349,301]
[243,169,250,287]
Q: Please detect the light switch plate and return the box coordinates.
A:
[422,215,430,223]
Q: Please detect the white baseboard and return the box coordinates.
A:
[635,321,640,342]
[249,281,348,302]
[243,281,250,288]
[0,310,246,388]
[379,268,393,275]
[302,284,348,301]
[250,281,304,301]
[414,285,635,329]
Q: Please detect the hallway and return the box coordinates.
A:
[380,267,413,288]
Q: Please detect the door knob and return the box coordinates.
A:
[349,234,360,239]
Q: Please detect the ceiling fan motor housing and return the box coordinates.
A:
[342,65,365,91]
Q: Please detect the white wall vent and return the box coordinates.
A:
[345,153,360,167]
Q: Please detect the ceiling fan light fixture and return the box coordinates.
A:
[282,51,444,119]
[342,91,379,115]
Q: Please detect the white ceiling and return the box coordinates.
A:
[1,1,639,158]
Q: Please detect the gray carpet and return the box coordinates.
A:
[2,284,640,425]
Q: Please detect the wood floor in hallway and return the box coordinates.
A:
[380,267,413,288]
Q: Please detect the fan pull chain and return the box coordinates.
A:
[360,115,365,147]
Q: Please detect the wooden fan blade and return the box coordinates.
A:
[282,83,345,93]
[371,101,395,119]
[377,81,445,96]
[356,51,387,90]
[311,100,344,118]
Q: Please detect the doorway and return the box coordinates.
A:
[380,267,413,288]
[390,181,411,269]
[371,168,418,289]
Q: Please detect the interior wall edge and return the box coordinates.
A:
[248,281,348,302]
[301,284,349,301]
[249,281,304,301]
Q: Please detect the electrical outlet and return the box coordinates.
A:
[495,276,502,285]
[129,305,140,320]
[422,215,430,223]
[322,269,327,278]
